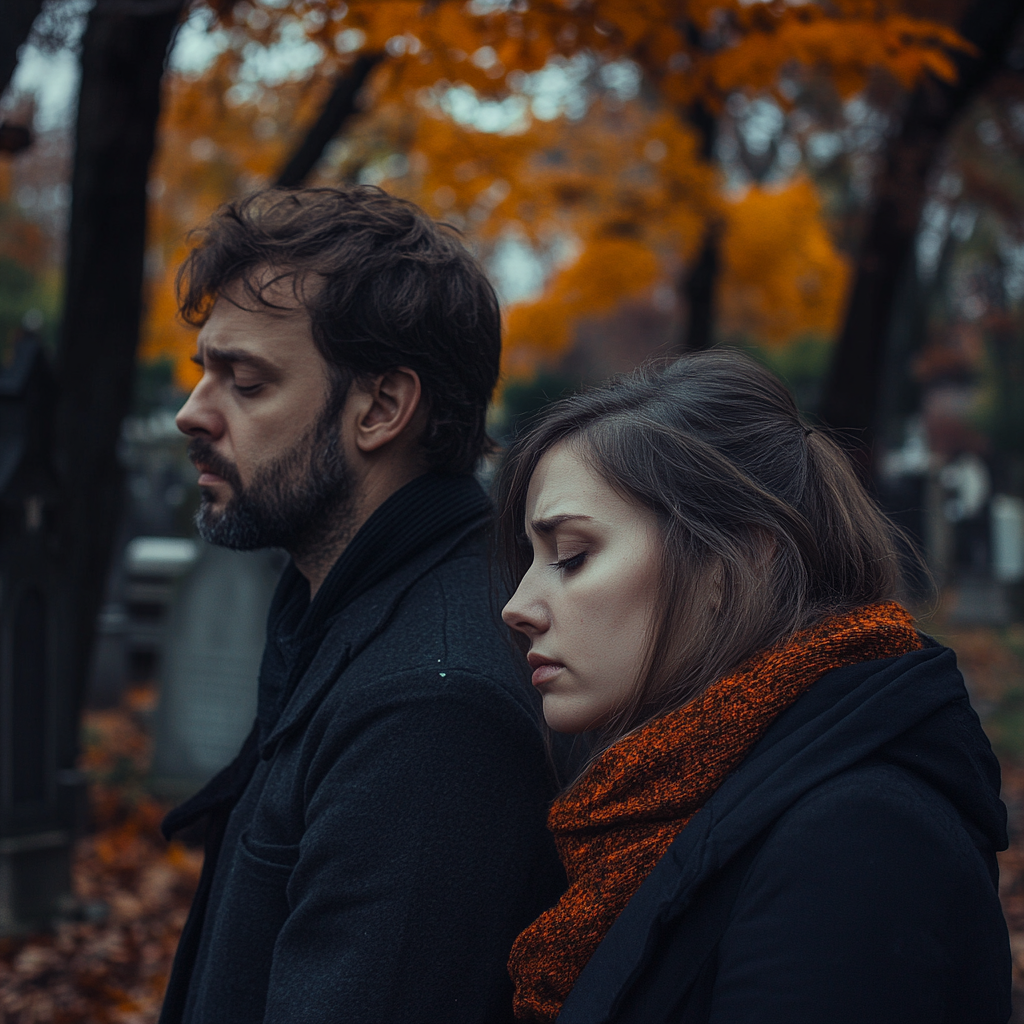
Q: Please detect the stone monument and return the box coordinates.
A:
[151,543,283,798]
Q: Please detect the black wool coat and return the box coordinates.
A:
[159,474,565,1024]
[558,642,1011,1024]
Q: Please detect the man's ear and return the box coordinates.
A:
[350,367,423,455]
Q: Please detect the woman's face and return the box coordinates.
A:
[502,441,662,733]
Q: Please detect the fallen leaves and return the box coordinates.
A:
[0,687,200,1024]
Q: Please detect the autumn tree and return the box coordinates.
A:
[319,0,968,367]
[145,0,967,396]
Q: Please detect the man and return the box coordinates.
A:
[159,186,564,1024]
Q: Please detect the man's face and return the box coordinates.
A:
[175,281,353,553]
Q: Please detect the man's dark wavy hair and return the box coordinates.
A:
[176,186,501,475]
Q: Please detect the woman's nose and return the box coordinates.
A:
[502,578,548,637]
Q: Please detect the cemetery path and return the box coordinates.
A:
[0,614,1021,1023]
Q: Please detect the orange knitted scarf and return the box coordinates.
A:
[508,602,923,1023]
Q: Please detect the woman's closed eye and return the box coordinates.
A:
[552,552,587,573]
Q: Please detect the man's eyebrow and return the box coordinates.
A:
[529,513,594,535]
[192,347,277,373]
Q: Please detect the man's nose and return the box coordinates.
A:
[175,378,223,439]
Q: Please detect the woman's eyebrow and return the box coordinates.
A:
[530,513,594,535]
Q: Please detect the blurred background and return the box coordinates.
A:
[0,0,1023,1019]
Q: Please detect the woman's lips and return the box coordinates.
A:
[530,661,564,687]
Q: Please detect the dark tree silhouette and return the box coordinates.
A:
[275,52,383,188]
[819,0,1024,458]
[54,0,186,771]
[677,100,720,353]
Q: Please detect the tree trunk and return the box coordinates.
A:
[0,0,46,100]
[679,229,720,351]
[677,100,720,352]
[54,0,185,771]
[275,52,383,188]
[818,0,1024,455]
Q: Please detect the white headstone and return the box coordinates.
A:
[992,494,1024,584]
[151,544,283,798]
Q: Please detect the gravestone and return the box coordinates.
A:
[992,495,1024,586]
[0,337,80,933]
[87,536,201,709]
[151,543,282,798]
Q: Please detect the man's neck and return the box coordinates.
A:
[291,463,428,600]
[291,522,357,601]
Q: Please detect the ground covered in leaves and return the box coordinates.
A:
[0,615,1022,1022]
[0,687,201,1023]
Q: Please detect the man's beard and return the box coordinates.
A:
[189,393,354,559]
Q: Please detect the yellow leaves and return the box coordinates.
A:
[138,0,968,390]
[719,177,849,345]
[504,235,660,375]
[337,0,968,111]
[502,165,848,377]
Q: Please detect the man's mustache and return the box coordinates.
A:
[188,437,244,492]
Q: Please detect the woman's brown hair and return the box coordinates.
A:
[495,350,910,747]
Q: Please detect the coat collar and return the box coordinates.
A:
[258,508,488,757]
[256,472,491,737]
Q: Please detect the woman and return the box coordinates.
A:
[496,352,1010,1024]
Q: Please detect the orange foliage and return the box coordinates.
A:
[0,214,46,276]
[719,177,850,344]
[142,52,334,388]
[0,154,47,275]
[379,103,715,368]
[504,236,661,375]
[332,0,967,107]
[141,0,967,383]
[0,687,200,1024]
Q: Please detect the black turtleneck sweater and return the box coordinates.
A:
[160,473,565,1024]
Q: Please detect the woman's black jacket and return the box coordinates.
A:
[558,643,1011,1024]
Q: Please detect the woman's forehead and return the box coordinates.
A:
[525,442,647,530]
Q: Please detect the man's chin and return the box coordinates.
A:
[199,484,232,506]
[195,497,276,551]
[196,502,237,544]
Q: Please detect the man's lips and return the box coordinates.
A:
[197,472,226,485]
[527,652,565,688]
[194,464,228,487]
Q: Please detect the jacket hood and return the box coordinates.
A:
[759,640,1006,851]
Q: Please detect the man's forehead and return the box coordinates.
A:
[195,291,313,365]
